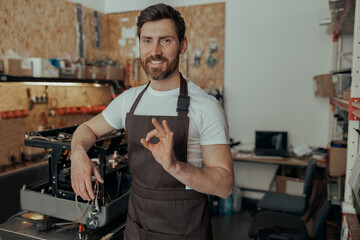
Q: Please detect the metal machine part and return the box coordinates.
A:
[22,125,130,229]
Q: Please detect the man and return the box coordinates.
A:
[71,3,234,239]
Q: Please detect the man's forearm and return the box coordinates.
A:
[71,123,97,154]
[168,161,234,199]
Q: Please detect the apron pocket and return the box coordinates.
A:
[124,214,141,240]
[125,214,187,240]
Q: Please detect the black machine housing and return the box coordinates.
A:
[21,125,130,228]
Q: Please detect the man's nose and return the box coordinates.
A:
[150,42,162,56]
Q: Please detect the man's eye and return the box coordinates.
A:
[161,39,170,45]
[143,39,151,44]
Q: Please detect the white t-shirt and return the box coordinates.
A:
[102,81,230,168]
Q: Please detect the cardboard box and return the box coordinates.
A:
[74,64,86,79]
[30,58,59,78]
[21,59,33,77]
[313,74,336,97]
[2,58,22,76]
[105,65,125,81]
[343,89,350,100]
[86,66,105,80]
[2,58,33,77]
[276,176,304,196]
[329,145,347,177]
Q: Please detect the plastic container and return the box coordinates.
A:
[232,187,242,212]
[220,194,233,215]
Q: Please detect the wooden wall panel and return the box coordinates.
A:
[0,0,112,167]
[0,0,106,61]
[178,3,225,89]
[0,83,112,167]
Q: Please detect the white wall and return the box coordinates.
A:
[224,0,333,150]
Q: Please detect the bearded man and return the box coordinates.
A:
[70,4,234,239]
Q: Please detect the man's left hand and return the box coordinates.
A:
[140,118,177,172]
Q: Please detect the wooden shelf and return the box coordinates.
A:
[0,74,124,87]
[330,97,349,111]
[330,0,355,36]
[330,97,360,120]
[233,154,326,168]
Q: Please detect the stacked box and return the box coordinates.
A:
[329,142,347,177]
[1,58,33,77]
[30,58,59,78]
[86,66,105,80]
[313,74,336,97]
[105,65,125,81]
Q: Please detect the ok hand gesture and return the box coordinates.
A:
[140,118,177,172]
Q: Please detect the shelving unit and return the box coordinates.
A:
[344,0,360,216]
[327,1,360,237]
[0,74,124,87]
[331,97,350,111]
[330,97,360,120]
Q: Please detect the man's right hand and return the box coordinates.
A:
[71,147,104,201]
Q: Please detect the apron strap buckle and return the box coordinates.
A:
[177,95,190,112]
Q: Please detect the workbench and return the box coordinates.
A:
[233,154,325,199]
[234,154,326,168]
[0,212,127,240]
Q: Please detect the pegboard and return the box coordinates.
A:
[0,0,106,61]
[0,83,112,167]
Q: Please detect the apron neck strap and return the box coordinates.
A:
[128,73,189,117]
[128,81,150,115]
[177,73,189,117]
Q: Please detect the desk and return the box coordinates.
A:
[232,154,325,199]
[233,154,326,168]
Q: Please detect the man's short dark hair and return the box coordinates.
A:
[137,4,186,42]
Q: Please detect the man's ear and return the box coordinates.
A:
[180,37,188,55]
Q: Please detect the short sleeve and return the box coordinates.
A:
[102,93,126,129]
[199,100,230,145]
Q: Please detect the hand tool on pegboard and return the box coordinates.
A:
[26,88,34,110]
[76,4,84,58]
[41,112,48,126]
[26,87,48,110]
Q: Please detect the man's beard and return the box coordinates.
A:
[141,51,180,81]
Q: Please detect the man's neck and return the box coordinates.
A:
[149,70,180,91]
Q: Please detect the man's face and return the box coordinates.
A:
[139,19,185,81]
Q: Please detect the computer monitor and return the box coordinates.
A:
[255,131,288,157]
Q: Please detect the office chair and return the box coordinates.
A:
[248,198,331,240]
[256,158,317,216]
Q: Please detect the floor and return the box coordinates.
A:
[211,200,255,240]
[211,199,343,240]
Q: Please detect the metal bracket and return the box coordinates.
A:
[349,97,360,120]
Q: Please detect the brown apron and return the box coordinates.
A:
[124,74,213,240]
